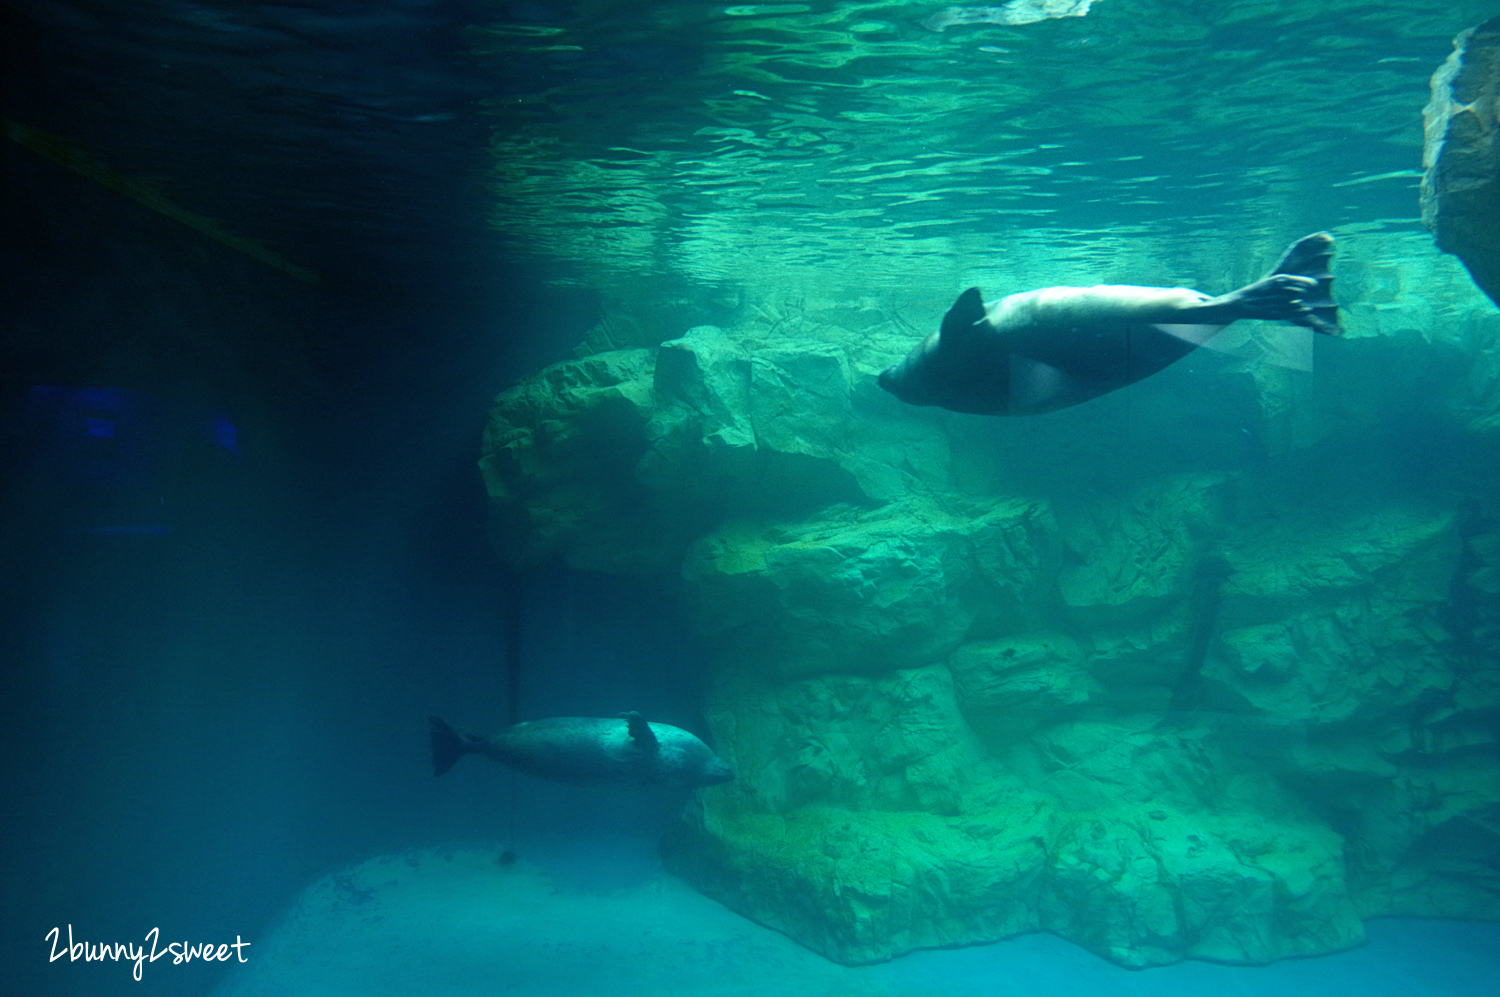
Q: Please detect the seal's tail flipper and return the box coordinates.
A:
[1268,232,1341,336]
[429,716,473,777]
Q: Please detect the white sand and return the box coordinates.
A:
[215,844,1500,997]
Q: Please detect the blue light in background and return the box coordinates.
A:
[83,417,115,439]
[211,417,239,454]
[66,387,131,412]
[21,387,243,537]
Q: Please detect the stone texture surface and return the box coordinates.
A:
[683,499,1052,679]
[480,230,1500,967]
[1423,16,1500,305]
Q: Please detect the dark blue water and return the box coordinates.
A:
[0,4,612,995]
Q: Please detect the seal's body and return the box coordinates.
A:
[878,232,1341,416]
[429,712,733,789]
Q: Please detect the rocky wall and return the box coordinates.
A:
[480,232,1500,967]
[1424,16,1500,306]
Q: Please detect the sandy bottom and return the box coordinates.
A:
[215,842,1500,997]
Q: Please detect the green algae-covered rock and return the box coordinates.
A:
[663,793,1363,967]
[949,633,1097,748]
[1039,808,1361,967]
[683,499,1053,678]
[1203,508,1460,723]
[705,664,993,815]
[480,348,666,572]
[479,321,964,571]
[1055,473,1227,624]
[664,800,1053,965]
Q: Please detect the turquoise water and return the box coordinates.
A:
[214,843,1500,997]
[474,0,1493,293]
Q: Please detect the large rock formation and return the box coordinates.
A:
[480,242,1500,967]
[1423,16,1500,306]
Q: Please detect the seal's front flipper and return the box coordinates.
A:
[1268,232,1341,336]
[1007,354,1089,415]
[620,711,659,752]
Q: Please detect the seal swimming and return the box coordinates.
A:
[878,232,1341,416]
[429,712,733,789]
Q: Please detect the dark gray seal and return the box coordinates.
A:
[429,712,733,789]
[878,232,1341,416]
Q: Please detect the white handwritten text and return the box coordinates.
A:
[45,925,250,981]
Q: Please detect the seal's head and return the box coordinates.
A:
[696,755,734,786]
[876,364,906,398]
[880,287,996,410]
[878,344,941,407]
[650,722,735,788]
